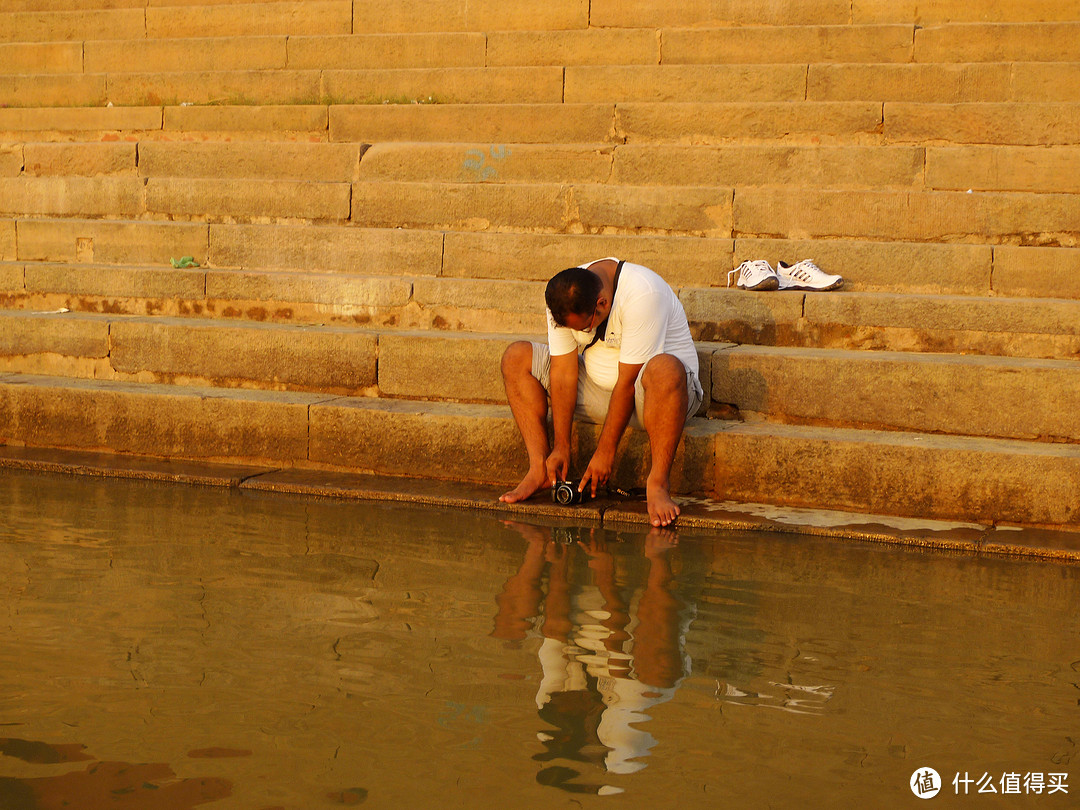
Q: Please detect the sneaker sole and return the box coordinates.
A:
[739,277,781,291]
[778,278,843,291]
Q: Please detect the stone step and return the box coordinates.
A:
[6,256,1080,360]
[0,176,353,222]
[13,141,366,181]
[0,105,329,142]
[6,23,1078,78]
[0,101,890,145]
[6,303,1079,449]
[0,309,380,394]
[10,61,1078,109]
[885,102,1080,146]
[663,22,1080,64]
[1,370,1077,526]
[0,1,352,43]
[591,0,1080,27]
[711,345,1080,443]
[683,289,1080,360]
[13,138,1080,195]
[714,420,1080,527]
[4,217,1079,300]
[354,141,927,189]
[733,187,1080,246]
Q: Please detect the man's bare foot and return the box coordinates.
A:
[647,481,681,527]
[500,468,549,504]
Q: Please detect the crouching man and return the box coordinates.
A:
[499,258,703,527]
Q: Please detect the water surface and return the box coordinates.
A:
[0,469,1076,808]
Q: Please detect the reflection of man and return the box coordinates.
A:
[492,522,694,795]
[499,258,703,527]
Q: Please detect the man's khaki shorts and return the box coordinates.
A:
[529,342,703,430]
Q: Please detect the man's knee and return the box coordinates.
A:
[501,340,535,380]
[642,354,687,392]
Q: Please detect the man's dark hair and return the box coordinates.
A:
[545,267,602,326]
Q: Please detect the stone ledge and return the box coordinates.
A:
[2,444,1078,562]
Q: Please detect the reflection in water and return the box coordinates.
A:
[492,523,695,795]
[1,469,1078,807]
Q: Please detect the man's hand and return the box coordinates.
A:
[579,446,616,498]
[545,446,570,487]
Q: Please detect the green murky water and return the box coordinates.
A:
[0,468,1076,809]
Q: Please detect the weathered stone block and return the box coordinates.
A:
[885,102,1080,146]
[16,219,208,265]
[205,269,411,308]
[25,263,206,299]
[86,36,288,73]
[352,0,588,33]
[289,32,485,70]
[329,103,615,145]
[138,142,362,182]
[0,374,314,463]
[613,144,924,188]
[915,21,1080,62]
[0,177,144,218]
[572,184,733,237]
[309,398,525,481]
[0,41,82,73]
[109,319,378,391]
[164,105,327,135]
[0,311,109,358]
[488,29,658,66]
[108,71,321,107]
[323,67,564,105]
[713,345,1080,441]
[0,106,162,133]
[23,143,137,177]
[209,223,442,275]
[358,142,613,184]
[590,0,849,27]
[734,187,1080,245]
[663,24,913,64]
[808,63,1012,103]
[378,331,514,401]
[714,421,1080,525]
[617,102,883,144]
[351,181,567,232]
[994,246,1080,300]
[566,65,806,104]
[146,177,351,222]
[0,74,106,108]
[145,1,352,38]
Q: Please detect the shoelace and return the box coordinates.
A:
[727,260,773,287]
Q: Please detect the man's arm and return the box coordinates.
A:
[579,360,643,497]
[546,350,578,485]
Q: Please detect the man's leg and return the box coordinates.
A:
[639,354,691,527]
[500,341,552,503]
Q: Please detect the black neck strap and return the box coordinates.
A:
[584,260,624,351]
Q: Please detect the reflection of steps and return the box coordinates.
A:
[2,1,1079,527]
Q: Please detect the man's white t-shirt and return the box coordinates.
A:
[546,258,699,390]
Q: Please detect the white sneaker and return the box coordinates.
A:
[727,259,779,291]
[776,259,843,291]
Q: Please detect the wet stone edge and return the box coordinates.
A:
[1,445,1078,562]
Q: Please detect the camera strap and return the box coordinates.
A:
[584,259,624,352]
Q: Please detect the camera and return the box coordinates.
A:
[552,479,589,505]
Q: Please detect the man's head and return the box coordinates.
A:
[546,266,605,330]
